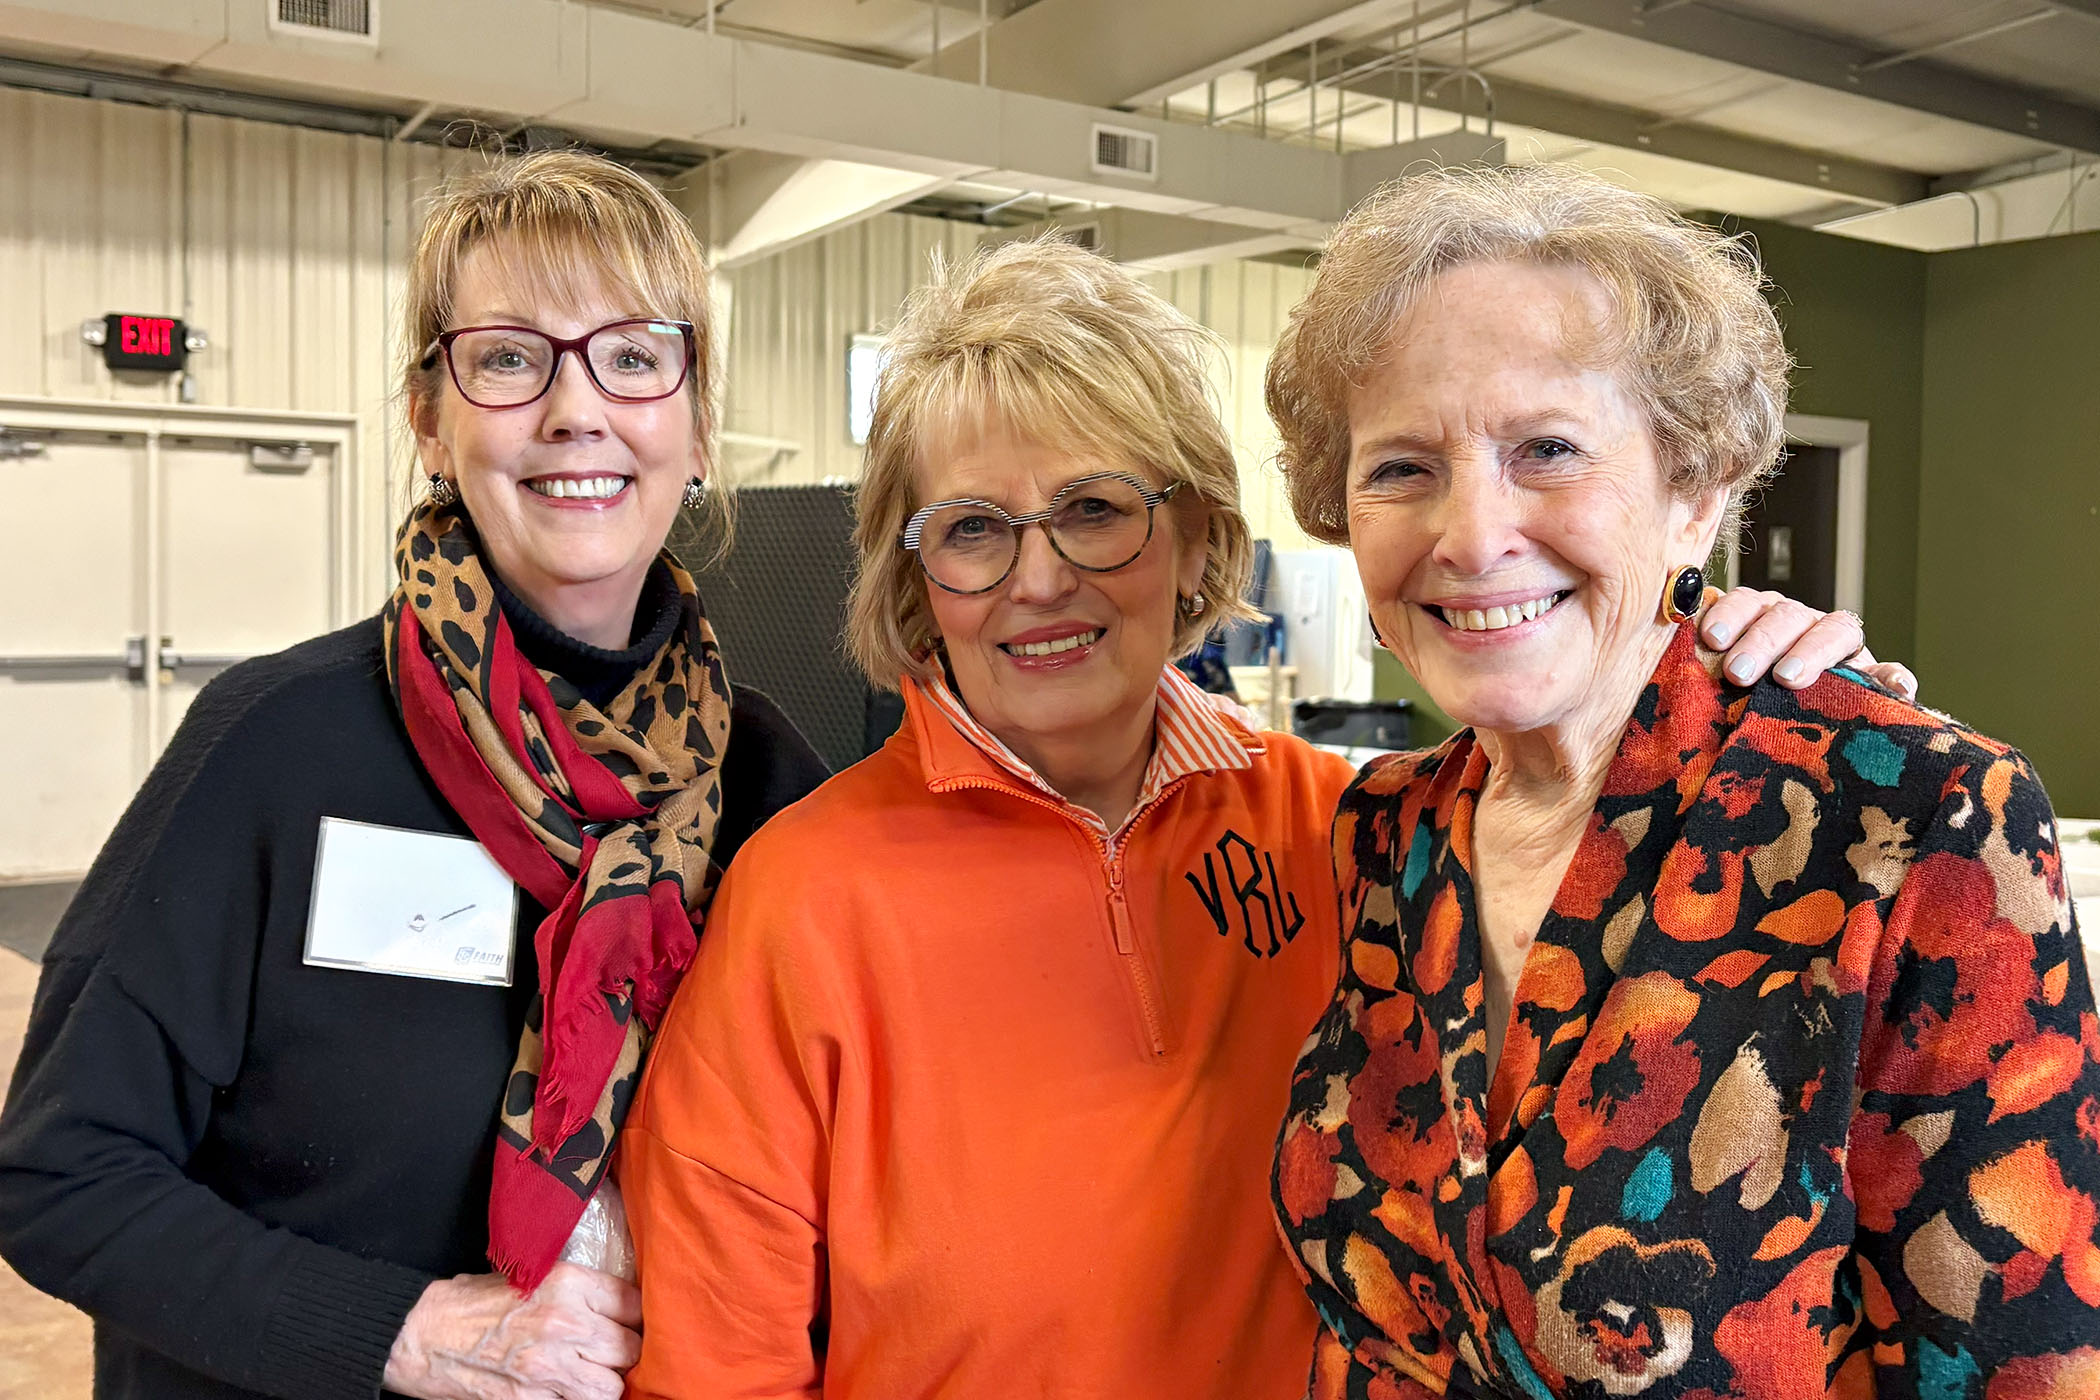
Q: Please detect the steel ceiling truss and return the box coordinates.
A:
[1260,41,1927,206]
[1530,0,2100,157]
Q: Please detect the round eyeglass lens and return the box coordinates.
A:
[918,476,1155,592]
[1046,477,1153,569]
[918,503,1017,594]
[585,321,689,400]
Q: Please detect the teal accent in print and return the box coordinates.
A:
[1622,1148,1674,1222]
[1844,730,1906,786]
[1799,1159,1832,1207]
[1402,824,1433,899]
[1917,1340,1979,1400]
[1316,1303,1352,1354]
[1492,1329,1556,1400]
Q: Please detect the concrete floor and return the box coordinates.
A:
[0,883,72,965]
[0,945,91,1399]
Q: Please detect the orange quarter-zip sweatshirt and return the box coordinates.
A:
[621,670,1356,1399]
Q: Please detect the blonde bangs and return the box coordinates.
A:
[909,350,1185,489]
[434,221,690,345]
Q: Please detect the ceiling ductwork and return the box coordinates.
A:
[0,0,1503,263]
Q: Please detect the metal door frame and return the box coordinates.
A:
[1725,412,1869,617]
[0,395,360,753]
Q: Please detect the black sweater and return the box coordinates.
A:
[0,610,829,1400]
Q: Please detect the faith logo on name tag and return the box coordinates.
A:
[304,816,520,986]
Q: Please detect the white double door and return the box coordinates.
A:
[0,420,339,881]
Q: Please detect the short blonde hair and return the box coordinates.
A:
[401,149,729,534]
[1267,163,1792,544]
[846,237,1259,689]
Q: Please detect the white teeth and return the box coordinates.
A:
[1442,593,1563,632]
[1006,629,1103,657]
[528,476,628,500]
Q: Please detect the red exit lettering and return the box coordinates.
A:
[120,316,174,357]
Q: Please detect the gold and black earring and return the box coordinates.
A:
[1660,564,1705,623]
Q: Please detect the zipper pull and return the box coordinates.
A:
[1106,868,1136,955]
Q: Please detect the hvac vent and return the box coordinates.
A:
[1091,124,1158,181]
[1054,222,1103,253]
[269,0,377,42]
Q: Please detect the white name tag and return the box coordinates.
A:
[303,816,520,986]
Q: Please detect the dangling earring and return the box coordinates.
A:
[1660,564,1705,623]
[682,477,707,509]
[425,473,457,508]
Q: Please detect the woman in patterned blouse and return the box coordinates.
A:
[1266,163,2098,1399]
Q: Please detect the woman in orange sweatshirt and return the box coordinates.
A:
[617,238,1891,1399]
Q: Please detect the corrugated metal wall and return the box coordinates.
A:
[4,84,1319,607]
[719,213,987,485]
[0,86,471,608]
[1143,260,1318,554]
[722,217,1318,553]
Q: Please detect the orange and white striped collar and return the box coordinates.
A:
[908,663,1265,839]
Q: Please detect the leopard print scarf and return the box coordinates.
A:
[381,496,732,1290]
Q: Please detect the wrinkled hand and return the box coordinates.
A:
[1699,587,1918,701]
[383,1264,641,1400]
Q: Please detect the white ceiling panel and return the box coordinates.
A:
[1703,0,2100,106]
[1499,127,1845,221]
[1469,25,2052,175]
[1668,84,2050,172]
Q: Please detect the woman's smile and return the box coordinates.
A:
[522,472,635,507]
[997,621,1108,667]
[1420,587,1575,637]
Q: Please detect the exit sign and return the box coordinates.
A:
[101,314,188,372]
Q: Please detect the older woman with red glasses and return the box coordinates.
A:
[0,151,827,1400]
[616,236,1890,1400]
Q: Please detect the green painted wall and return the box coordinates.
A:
[1917,232,2100,815]
[1728,218,1928,665]
[1373,650,1455,747]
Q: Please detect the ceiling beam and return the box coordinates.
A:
[1304,47,1926,206]
[984,208,1314,270]
[919,0,1441,108]
[676,152,951,267]
[1530,0,2100,156]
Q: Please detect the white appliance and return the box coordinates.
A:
[1270,547,1376,703]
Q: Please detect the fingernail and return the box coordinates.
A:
[1727,656,1757,683]
[1706,622,1737,646]
[1776,660,1806,685]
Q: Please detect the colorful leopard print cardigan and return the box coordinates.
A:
[1274,624,2099,1400]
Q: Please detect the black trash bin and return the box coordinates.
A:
[1292,698,1413,753]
